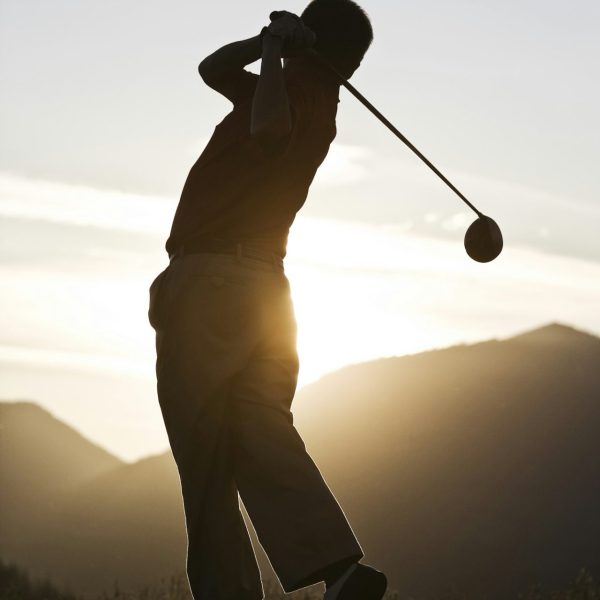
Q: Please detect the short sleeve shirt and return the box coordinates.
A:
[165,58,341,258]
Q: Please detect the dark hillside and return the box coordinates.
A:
[1,324,599,598]
[295,323,600,598]
[0,401,123,555]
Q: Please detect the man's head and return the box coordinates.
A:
[301,0,373,79]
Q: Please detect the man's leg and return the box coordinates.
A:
[173,391,262,600]
[228,274,364,593]
[152,255,264,600]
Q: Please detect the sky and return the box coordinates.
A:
[1,0,599,461]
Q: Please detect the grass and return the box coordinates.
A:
[1,560,598,600]
[0,560,80,600]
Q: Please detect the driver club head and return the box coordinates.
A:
[464,216,503,263]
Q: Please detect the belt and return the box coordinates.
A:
[168,237,284,268]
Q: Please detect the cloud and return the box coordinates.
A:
[0,343,151,379]
[441,212,472,231]
[2,201,600,461]
[0,172,174,236]
[313,143,374,187]
[4,152,599,266]
[305,149,600,263]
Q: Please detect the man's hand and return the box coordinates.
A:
[267,10,316,57]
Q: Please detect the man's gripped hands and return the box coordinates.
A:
[264,10,316,57]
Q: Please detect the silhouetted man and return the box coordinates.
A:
[148,2,387,599]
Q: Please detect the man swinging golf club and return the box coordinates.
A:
[148,1,387,599]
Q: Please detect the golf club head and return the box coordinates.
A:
[464,216,503,263]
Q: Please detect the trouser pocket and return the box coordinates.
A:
[148,266,170,330]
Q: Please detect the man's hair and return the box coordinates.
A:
[301,0,373,77]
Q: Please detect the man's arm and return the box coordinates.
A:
[199,13,314,152]
[251,13,316,153]
[198,35,262,90]
[198,31,291,149]
[250,32,292,150]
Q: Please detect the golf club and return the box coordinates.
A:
[269,11,503,263]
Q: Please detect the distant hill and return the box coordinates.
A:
[294,323,600,598]
[0,403,184,595]
[0,402,123,556]
[1,323,599,599]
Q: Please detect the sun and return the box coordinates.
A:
[284,218,435,387]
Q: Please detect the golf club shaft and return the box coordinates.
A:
[307,51,484,218]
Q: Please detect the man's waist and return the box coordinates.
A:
[168,234,287,263]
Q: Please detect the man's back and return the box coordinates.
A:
[166,58,340,259]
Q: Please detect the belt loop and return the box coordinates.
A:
[236,242,242,263]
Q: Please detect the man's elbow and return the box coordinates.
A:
[198,58,214,83]
[198,56,227,86]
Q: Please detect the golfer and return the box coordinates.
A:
[148,2,387,599]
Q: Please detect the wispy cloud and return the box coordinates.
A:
[0,172,174,235]
[2,179,600,462]
[314,143,374,187]
[304,149,600,263]
[3,155,599,264]
[0,343,151,378]
[2,171,600,382]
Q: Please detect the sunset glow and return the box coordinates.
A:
[2,0,599,463]
[2,172,600,460]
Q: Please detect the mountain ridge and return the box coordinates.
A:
[1,321,599,598]
[2,321,594,465]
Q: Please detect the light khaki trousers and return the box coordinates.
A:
[148,251,363,600]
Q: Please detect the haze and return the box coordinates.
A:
[1,0,599,460]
